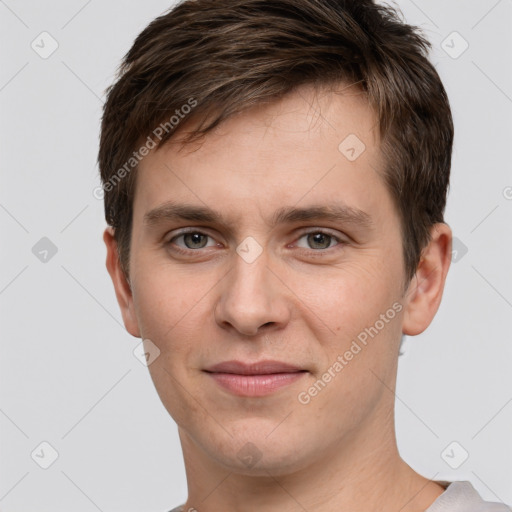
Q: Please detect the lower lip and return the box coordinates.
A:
[206,372,306,397]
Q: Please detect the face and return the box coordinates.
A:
[110,84,415,475]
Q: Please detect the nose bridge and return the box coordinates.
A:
[215,240,289,335]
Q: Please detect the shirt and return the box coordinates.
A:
[168,480,512,512]
[425,481,511,512]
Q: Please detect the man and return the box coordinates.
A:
[99,0,511,510]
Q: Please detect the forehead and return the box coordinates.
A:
[132,83,392,230]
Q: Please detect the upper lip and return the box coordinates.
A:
[204,360,305,375]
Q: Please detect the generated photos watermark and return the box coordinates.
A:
[298,301,403,405]
[93,97,198,200]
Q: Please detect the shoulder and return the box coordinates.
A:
[427,481,511,512]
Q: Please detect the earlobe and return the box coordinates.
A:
[402,223,452,336]
[103,227,141,338]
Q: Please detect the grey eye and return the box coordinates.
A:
[308,233,332,249]
[296,232,337,250]
[182,233,209,249]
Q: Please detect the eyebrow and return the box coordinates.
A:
[143,201,373,230]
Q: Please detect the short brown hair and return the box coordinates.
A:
[98,0,453,286]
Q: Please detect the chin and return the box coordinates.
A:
[200,422,318,477]
[216,447,311,477]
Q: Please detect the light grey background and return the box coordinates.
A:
[1,1,511,510]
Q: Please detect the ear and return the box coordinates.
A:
[402,223,452,336]
[103,226,141,338]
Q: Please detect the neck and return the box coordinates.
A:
[177,399,445,512]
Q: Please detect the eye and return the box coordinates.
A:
[169,231,218,250]
[295,231,341,250]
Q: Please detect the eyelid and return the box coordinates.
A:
[294,227,344,238]
[166,226,217,241]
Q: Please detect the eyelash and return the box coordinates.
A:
[165,228,346,256]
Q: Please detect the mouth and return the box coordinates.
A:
[203,360,308,397]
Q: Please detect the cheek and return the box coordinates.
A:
[293,255,401,334]
[130,265,210,420]
[291,254,405,396]
[298,299,403,434]
[131,256,206,335]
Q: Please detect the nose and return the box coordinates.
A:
[214,245,291,337]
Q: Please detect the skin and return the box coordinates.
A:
[104,83,452,512]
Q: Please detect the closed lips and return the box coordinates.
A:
[204,360,306,375]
